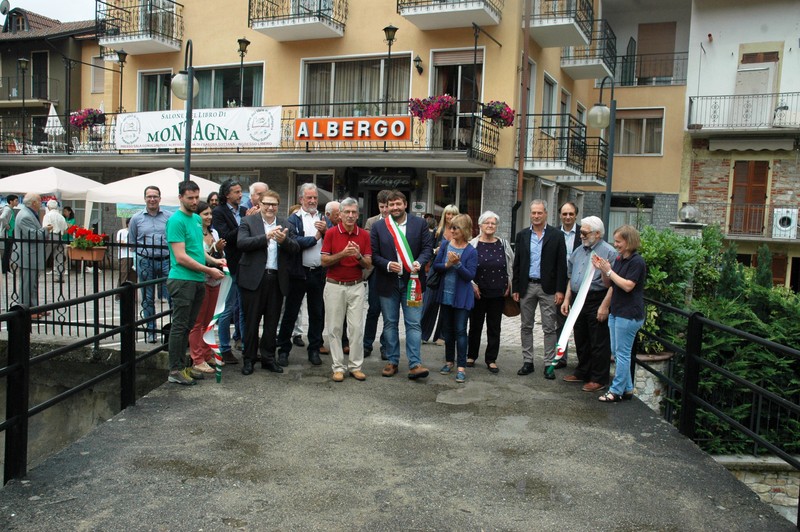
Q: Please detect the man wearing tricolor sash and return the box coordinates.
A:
[370,190,434,380]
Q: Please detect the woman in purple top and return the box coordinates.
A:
[592,224,647,402]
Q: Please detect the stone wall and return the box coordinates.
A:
[715,456,799,524]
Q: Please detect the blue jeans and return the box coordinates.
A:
[138,256,170,337]
[608,314,644,395]
[440,304,470,368]
[379,277,423,369]
[218,274,245,352]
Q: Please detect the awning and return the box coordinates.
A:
[708,138,794,151]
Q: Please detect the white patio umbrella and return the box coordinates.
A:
[0,167,100,200]
[44,103,65,137]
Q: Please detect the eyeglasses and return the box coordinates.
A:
[579,231,592,236]
[449,226,460,231]
[261,202,279,207]
[561,212,576,217]
[145,195,160,200]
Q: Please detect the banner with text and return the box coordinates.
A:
[115,106,283,149]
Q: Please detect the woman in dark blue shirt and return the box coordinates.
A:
[592,224,646,403]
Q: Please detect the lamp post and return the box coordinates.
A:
[237,37,250,107]
[383,25,397,115]
[18,57,29,155]
[171,40,199,182]
[116,49,127,113]
[587,75,616,233]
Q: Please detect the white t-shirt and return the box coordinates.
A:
[116,228,133,259]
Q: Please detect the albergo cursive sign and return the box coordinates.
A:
[294,117,412,142]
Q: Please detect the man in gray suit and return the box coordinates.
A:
[237,189,299,376]
[14,193,53,315]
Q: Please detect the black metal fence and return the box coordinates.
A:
[636,298,800,526]
[96,0,184,44]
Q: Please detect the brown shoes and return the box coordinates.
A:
[332,372,345,382]
[319,345,330,354]
[562,374,583,383]
[582,382,606,392]
[407,365,430,379]
[381,363,398,377]
[349,369,366,381]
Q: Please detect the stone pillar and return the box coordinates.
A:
[634,352,674,412]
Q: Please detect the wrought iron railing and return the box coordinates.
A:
[561,18,617,75]
[582,136,607,179]
[518,113,587,172]
[0,75,61,102]
[249,0,348,27]
[96,0,184,44]
[684,202,799,239]
[397,0,505,15]
[612,52,688,87]
[530,0,592,37]
[688,92,800,130]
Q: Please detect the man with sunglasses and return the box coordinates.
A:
[237,190,299,376]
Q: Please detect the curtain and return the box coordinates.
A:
[195,70,213,109]
[250,66,263,107]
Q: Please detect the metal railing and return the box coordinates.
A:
[688,92,800,130]
[685,202,800,239]
[249,0,348,27]
[635,298,800,526]
[0,76,61,102]
[0,99,501,163]
[530,0,593,37]
[397,0,505,14]
[518,113,587,172]
[611,52,688,87]
[96,0,184,44]
[560,18,617,75]
[581,136,608,179]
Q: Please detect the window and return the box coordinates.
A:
[609,196,654,236]
[140,73,172,111]
[431,173,483,235]
[91,56,105,93]
[195,65,263,108]
[541,75,556,133]
[304,56,410,117]
[613,109,663,155]
[291,172,335,210]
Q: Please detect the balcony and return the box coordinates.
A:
[397,0,503,31]
[611,52,688,87]
[528,0,592,48]
[0,76,61,106]
[96,0,183,55]
[551,136,607,186]
[687,92,800,133]
[249,0,347,41]
[0,100,500,166]
[519,113,586,177]
[689,203,800,241]
[560,19,616,80]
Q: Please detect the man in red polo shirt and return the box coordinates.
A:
[320,197,372,382]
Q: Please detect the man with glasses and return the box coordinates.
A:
[237,190,299,376]
[559,216,618,392]
[512,199,567,378]
[556,201,582,368]
[320,197,372,382]
[129,186,171,343]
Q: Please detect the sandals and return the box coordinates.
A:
[598,391,622,403]
[466,358,476,367]
[487,362,499,374]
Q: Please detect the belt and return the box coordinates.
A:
[264,269,278,275]
[304,265,321,271]
[326,278,362,287]
[529,278,541,283]
[138,254,168,260]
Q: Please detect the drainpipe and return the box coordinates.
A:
[512,0,533,241]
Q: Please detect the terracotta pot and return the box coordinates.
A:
[68,246,107,262]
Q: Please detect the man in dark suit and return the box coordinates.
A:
[370,190,434,380]
[555,201,582,368]
[212,179,248,365]
[512,199,567,378]
[237,190,299,376]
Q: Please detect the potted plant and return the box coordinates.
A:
[408,94,456,122]
[69,108,106,130]
[482,100,515,128]
[66,225,108,262]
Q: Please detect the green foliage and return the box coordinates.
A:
[754,244,773,289]
[692,225,724,300]
[717,244,745,300]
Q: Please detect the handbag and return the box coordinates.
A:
[502,294,521,317]
[426,268,440,290]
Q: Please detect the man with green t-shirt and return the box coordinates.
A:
[166,180,225,385]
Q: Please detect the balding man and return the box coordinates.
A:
[14,193,52,315]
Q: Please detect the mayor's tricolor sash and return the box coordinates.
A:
[385,216,423,307]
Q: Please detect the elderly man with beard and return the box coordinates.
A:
[559,216,618,392]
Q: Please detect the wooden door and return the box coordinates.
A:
[729,160,768,235]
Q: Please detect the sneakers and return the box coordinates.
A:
[332,372,345,382]
[193,362,215,374]
[168,368,197,386]
[455,370,466,383]
[440,364,453,375]
[188,367,205,380]
[408,365,430,380]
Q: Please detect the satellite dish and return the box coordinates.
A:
[0,0,10,16]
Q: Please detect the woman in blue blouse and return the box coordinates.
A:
[432,214,477,383]
[592,225,647,402]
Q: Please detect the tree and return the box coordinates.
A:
[717,243,745,300]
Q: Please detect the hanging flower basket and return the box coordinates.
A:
[68,246,107,262]
[69,108,106,130]
[482,100,515,128]
[408,94,456,123]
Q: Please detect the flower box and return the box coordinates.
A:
[68,246,107,262]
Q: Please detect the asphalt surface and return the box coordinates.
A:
[0,317,793,531]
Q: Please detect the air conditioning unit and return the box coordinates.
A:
[772,208,798,239]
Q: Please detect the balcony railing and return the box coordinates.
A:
[560,18,616,80]
[0,76,61,102]
[688,92,800,131]
[528,0,593,48]
[688,202,799,240]
[518,113,586,176]
[612,52,688,87]
[96,0,184,54]
[0,100,501,164]
[397,0,503,30]
[249,0,348,40]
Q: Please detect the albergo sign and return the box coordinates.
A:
[294,116,412,142]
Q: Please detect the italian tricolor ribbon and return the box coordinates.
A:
[202,264,232,382]
[554,253,597,364]
[385,216,423,307]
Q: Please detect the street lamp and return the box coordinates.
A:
[171,40,199,182]
[116,49,127,113]
[18,57,29,155]
[587,75,616,233]
[383,25,397,115]
[237,37,250,107]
